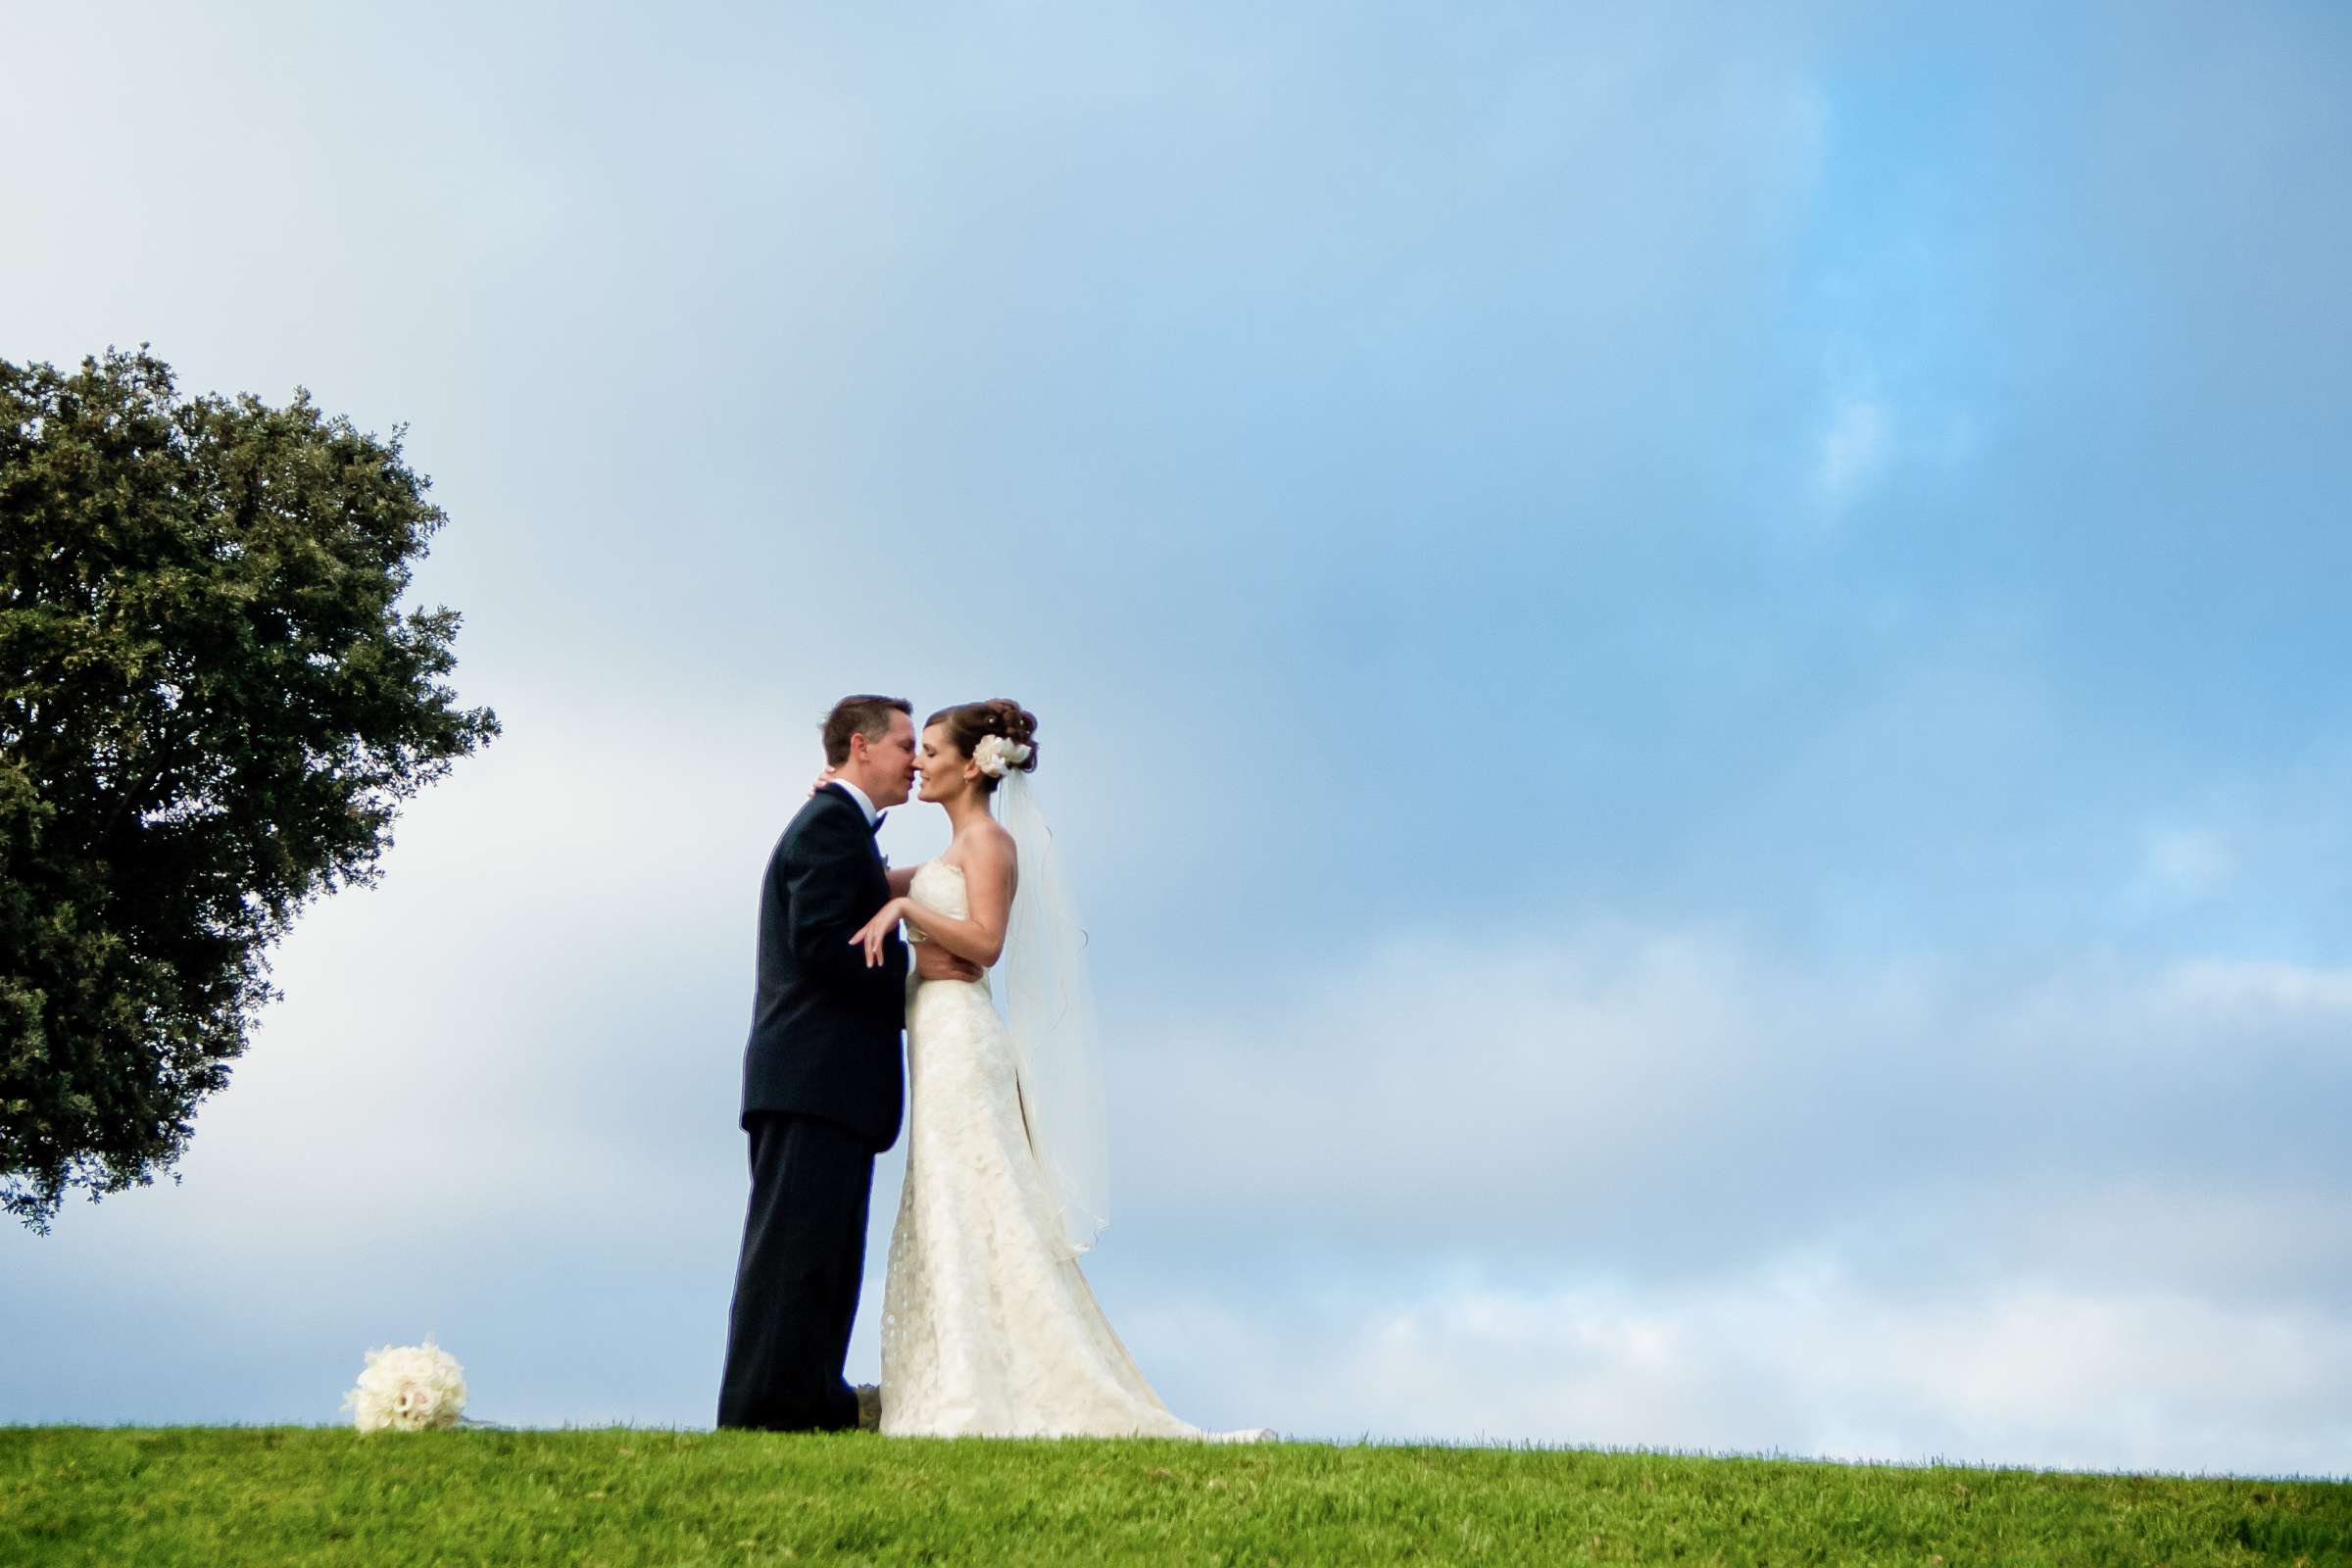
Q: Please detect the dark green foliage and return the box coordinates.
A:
[0,1428,2344,1565]
[0,348,497,1230]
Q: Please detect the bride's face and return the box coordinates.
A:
[915,723,980,805]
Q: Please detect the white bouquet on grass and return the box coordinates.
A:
[343,1339,468,1432]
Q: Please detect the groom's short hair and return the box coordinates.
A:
[822,695,912,765]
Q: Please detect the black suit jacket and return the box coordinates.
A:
[741,783,907,1150]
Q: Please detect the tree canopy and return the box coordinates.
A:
[1,348,498,1230]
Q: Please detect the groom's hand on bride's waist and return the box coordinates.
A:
[913,945,983,983]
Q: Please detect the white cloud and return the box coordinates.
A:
[1816,396,1891,509]
[2140,826,2236,900]
[1111,928,2352,1267]
[1135,1264,2352,1475]
[1061,924,2352,1470]
[2164,956,2352,1013]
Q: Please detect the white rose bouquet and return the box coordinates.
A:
[343,1338,468,1432]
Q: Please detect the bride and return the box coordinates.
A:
[847,700,1272,1442]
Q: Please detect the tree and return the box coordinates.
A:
[1,348,498,1230]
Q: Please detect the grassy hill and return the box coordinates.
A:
[3,1427,2345,1566]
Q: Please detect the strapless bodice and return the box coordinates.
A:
[909,858,969,922]
[906,861,984,993]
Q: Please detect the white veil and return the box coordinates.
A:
[991,767,1110,1258]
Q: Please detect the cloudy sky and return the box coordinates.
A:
[4,1,2349,1476]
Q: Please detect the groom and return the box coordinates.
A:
[717,694,973,1432]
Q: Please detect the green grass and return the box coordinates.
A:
[3,1428,2346,1566]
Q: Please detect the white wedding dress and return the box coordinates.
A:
[878,860,1270,1441]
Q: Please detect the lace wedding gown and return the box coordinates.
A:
[879,860,1270,1441]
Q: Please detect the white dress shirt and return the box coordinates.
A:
[829,776,879,826]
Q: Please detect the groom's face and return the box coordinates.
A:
[858,710,918,808]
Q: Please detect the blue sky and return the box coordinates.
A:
[3,2,2348,1474]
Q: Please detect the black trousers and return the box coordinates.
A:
[716,1112,875,1432]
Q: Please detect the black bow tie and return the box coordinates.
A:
[870,811,886,834]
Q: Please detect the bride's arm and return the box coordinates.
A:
[849,830,1016,968]
[886,865,918,897]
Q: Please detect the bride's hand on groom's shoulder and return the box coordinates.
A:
[808,765,837,798]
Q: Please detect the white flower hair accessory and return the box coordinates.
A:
[343,1338,468,1432]
[973,734,1033,778]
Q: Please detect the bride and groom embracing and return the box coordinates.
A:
[717,695,1272,1442]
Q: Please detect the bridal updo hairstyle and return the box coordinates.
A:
[925,699,1039,794]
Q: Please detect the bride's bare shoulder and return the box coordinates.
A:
[941,820,1010,883]
[963,818,1016,865]
[939,820,1015,872]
